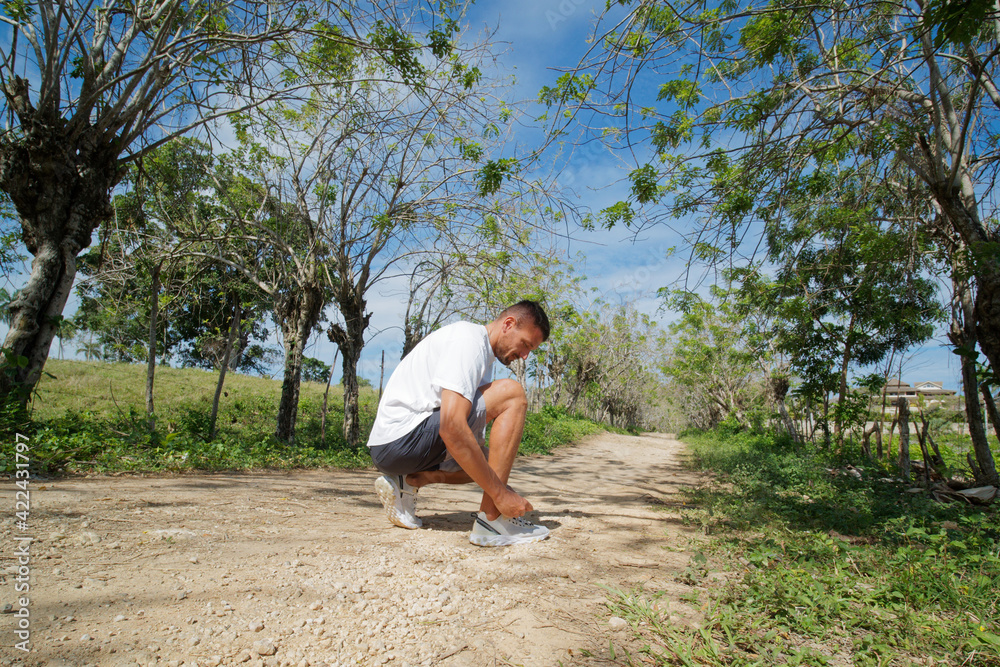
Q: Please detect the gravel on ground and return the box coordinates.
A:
[1,432,704,666]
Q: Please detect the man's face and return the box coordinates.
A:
[496,318,545,366]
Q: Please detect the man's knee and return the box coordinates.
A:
[483,378,527,418]
[494,378,527,412]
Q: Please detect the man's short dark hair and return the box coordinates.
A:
[499,300,550,341]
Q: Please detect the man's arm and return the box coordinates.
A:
[438,388,532,518]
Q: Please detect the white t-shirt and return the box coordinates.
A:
[367,321,495,447]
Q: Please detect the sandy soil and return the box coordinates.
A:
[2,432,706,667]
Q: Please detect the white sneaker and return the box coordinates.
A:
[469,512,549,547]
[374,474,421,529]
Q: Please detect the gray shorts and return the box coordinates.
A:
[369,392,489,475]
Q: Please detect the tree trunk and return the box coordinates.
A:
[328,299,371,449]
[976,271,1000,387]
[274,285,325,443]
[210,300,242,440]
[915,417,931,487]
[981,385,1000,446]
[145,260,164,428]
[897,397,911,481]
[768,375,798,442]
[402,325,422,359]
[549,358,566,407]
[820,393,831,448]
[0,93,118,407]
[835,315,857,438]
[862,424,876,459]
[566,387,581,414]
[1,243,84,407]
[510,358,527,388]
[887,415,898,460]
[918,414,947,478]
[948,267,999,486]
[962,356,1000,485]
[275,326,308,444]
[341,352,361,445]
[877,388,888,459]
[276,336,304,443]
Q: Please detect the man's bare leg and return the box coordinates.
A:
[404,378,527,521]
[406,469,473,487]
[476,379,527,519]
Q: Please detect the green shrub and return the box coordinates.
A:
[518,406,604,455]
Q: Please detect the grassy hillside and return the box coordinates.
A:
[31,359,359,421]
[10,360,603,475]
[31,359,370,434]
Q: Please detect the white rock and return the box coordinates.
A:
[608,616,628,630]
[253,638,278,656]
[72,531,102,546]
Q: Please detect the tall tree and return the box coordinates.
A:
[0,0,460,407]
[547,0,1000,384]
[73,139,273,373]
[190,145,332,444]
[731,174,944,436]
[217,21,560,446]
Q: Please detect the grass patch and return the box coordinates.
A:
[6,360,603,475]
[609,428,1000,666]
[520,405,607,455]
[9,360,375,474]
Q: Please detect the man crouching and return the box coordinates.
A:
[366,300,550,547]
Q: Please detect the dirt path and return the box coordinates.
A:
[2,432,705,667]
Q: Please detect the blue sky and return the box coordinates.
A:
[1,0,964,391]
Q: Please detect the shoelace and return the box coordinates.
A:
[469,513,534,528]
[506,516,534,528]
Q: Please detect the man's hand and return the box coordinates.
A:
[493,486,533,518]
[439,389,530,516]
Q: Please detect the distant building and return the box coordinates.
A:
[882,378,956,407]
